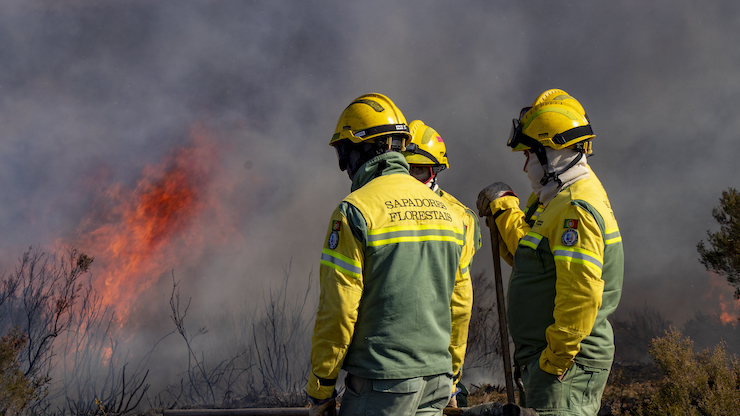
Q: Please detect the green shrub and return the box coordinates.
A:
[634,327,740,415]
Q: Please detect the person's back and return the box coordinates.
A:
[307,93,467,416]
[338,153,464,378]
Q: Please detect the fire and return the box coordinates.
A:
[704,273,739,325]
[75,124,222,324]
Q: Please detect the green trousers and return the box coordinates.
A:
[339,373,452,416]
[521,360,610,416]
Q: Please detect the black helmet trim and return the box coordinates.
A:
[331,123,409,143]
[354,123,409,139]
[552,125,594,145]
[404,143,443,166]
[508,118,594,149]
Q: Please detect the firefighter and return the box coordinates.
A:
[476,89,624,416]
[307,93,469,416]
[402,120,481,408]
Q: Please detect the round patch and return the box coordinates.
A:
[328,230,339,249]
[561,229,579,246]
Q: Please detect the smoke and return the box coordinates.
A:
[1,0,739,397]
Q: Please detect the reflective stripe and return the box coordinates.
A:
[605,228,622,245]
[553,246,603,271]
[460,264,470,278]
[531,207,544,221]
[367,225,464,247]
[520,232,543,250]
[320,248,362,279]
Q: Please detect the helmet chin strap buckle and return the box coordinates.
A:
[540,171,562,187]
[539,151,584,187]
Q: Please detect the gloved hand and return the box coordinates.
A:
[446,385,461,408]
[477,182,517,217]
[447,394,457,408]
[308,397,337,416]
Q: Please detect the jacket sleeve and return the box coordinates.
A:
[489,195,531,266]
[539,204,605,375]
[307,204,365,399]
[448,208,479,388]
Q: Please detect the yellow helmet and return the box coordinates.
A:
[507,89,594,154]
[330,93,411,147]
[403,120,449,168]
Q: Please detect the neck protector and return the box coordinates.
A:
[526,148,590,205]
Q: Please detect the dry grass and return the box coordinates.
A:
[467,384,520,407]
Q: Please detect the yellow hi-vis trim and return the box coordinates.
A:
[605,228,622,245]
[320,248,362,279]
[367,224,464,247]
[520,231,543,250]
[460,263,470,279]
[553,245,603,272]
[531,206,544,222]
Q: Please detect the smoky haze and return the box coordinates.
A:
[0,0,738,393]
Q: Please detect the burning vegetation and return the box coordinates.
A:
[74,125,219,324]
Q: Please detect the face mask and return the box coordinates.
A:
[525,152,545,192]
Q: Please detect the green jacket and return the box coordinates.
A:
[307,152,466,399]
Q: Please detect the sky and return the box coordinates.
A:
[1,0,739,360]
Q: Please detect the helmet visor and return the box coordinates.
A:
[507,116,542,151]
[507,118,524,149]
[507,107,533,149]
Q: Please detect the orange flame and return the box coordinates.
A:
[705,273,738,325]
[75,124,222,324]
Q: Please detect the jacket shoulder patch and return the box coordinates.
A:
[564,219,579,229]
[328,231,339,249]
[561,229,579,246]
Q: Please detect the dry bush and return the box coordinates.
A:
[0,327,39,415]
[160,263,312,409]
[247,263,312,407]
[466,384,514,407]
[464,271,504,377]
[601,364,663,416]
[0,247,153,415]
[616,327,740,415]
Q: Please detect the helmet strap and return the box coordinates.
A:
[425,167,442,191]
[533,145,585,187]
[425,168,437,188]
[530,145,553,186]
[404,143,442,165]
[551,125,594,145]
